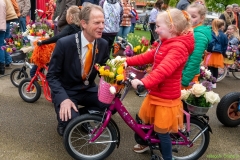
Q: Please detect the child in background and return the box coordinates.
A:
[31,6,81,78]
[127,8,194,160]
[182,2,212,89]
[130,3,138,33]
[224,25,239,65]
[204,19,228,88]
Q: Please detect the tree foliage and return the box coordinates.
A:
[165,0,238,13]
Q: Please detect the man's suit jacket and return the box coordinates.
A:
[46,32,109,107]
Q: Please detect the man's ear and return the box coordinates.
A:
[80,19,86,30]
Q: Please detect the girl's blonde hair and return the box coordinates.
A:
[187,2,207,18]
[212,19,225,36]
[66,5,81,26]
[157,8,192,36]
[228,24,240,40]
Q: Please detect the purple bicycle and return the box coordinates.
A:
[63,74,212,160]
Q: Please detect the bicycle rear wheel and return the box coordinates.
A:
[10,68,28,87]
[232,70,240,79]
[171,118,210,160]
[63,114,117,160]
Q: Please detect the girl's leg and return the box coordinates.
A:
[116,26,123,40]
[122,26,131,39]
[149,23,156,44]
[158,133,172,160]
[208,66,218,83]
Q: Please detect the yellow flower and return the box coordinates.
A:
[99,67,105,75]
[103,69,110,76]
[6,48,12,53]
[117,66,124,74]
[17,42,21,46]
[109,72,115,78]
[29,30,33,34]
[133,47,138,53]
[136,45,141,50]
[141,46,145,52]
[116,74,124,81]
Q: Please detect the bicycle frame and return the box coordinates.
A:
[90,97,192,146]
[26,65,52,102]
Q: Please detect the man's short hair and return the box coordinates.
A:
[226,5,233,9]
[232,4,239,8]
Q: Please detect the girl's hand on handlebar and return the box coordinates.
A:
[131,79,143,89]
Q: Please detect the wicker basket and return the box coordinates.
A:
[186,102,213,115]
[126,66,146,79]
[98,77,115,104]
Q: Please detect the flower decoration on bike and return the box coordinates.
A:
[225,45,239,60]
[1,22,31,54]
[95,56,126,95]
[181,83,220,108]
[199,66,216,84]
[22,9,54,37]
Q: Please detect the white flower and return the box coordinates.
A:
[14,41,18,45]
[22,32,28,37]
[200,66,205,70]
[110,59,115,65]
[32,24,36,28]
[26,25,31,29]
[204,69,212,79]
[39,29,43,33]
[204,91,220,105]
[181,89,191,100]
[44,33,49,38]
[191,83,206,97]
[115,56,121,61]
[109,86,116,94]
[37,9,44,13]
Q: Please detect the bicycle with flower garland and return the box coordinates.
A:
[62,57,212,160]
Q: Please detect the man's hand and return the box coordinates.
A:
[131,79,143,89]
[60,99,78,121]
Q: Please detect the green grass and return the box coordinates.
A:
[132,29,151,40]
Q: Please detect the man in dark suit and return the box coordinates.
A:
[46,4,109,136]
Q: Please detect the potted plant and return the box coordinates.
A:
[181,82,220,115]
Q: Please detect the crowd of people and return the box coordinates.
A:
[1,0,240,159]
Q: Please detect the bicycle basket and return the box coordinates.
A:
[10,50,26,65]
[98,77,115,104]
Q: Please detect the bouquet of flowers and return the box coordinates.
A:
[22,9,54,37]
[125,34,149,56]
[1,22,30,54]
[95,56,126,95]
[181,83,220,108]
[225,45,238,60]
[199,66,216,84]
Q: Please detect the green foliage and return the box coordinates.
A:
[186,94,211,107]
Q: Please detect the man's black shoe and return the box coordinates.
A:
[57,125,65,136]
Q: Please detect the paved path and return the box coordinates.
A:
[0,66,240,160]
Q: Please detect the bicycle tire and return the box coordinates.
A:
[18,78,41,103]
[232,71,240,79]
[216,92,240,127]
[172,118,210,160]
[217,66,227,82]
[63,114,117,160]
[10,68,28,87]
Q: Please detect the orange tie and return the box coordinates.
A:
[83,43,93,79]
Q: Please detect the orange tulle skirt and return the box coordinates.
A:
[138,95,183,134]
[203,52,224,68]
[181,74,200,90]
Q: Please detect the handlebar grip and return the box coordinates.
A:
[137,85,145,93]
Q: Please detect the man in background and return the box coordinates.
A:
[17,0,31,32]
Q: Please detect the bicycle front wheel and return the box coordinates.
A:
[172,118,210,160]
[10,68,28,87]
[63,114,117,160]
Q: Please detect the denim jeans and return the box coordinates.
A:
[117,26,131,39]
[130,23,136,33]
[30,65,38,78]
[0,31,5,63]
[158,133,172,160]
[19,17,27,32]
